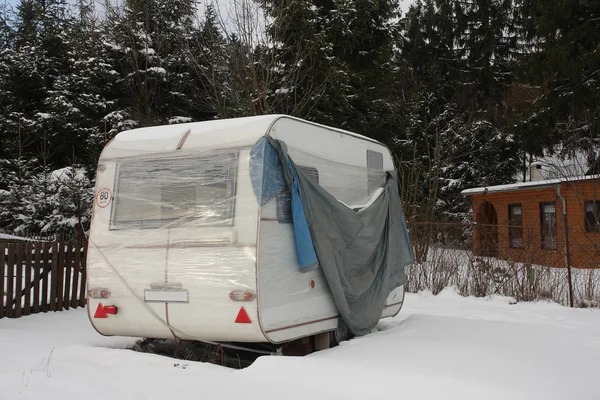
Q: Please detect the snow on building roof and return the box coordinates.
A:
[461,174,600,195]
[515,151,590,182]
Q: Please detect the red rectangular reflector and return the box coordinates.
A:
[103,306,118,315]
[93,304,117,318]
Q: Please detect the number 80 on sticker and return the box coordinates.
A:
[96,188,112,208]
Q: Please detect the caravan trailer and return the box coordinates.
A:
[86,115,407,350]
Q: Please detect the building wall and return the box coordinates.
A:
[563,180,600,269]
[469,180,600,269]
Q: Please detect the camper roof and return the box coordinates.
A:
[100,115,383,161]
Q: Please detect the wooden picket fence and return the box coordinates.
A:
[1,240,87,319]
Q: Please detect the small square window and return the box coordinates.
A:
[367,150,384,195]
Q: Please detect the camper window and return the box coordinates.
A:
[367,150,384,195]
[110,153,237,229]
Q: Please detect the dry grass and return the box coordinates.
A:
[405,244,600,307]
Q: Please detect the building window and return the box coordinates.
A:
[585,200,600,232]
[540,202,557,250]
[508,204,523,249]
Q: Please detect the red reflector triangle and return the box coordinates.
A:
[235,307,251,323]
[94,303,108,318]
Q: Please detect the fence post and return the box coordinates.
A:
[79,240,87,307]
[6,243,15,317]
[0,244,5,318]
[24,242,32,316]
[14,243,23,318]
[71,239,81,309]
[32,242,42,313]
[50,242,58,311]
[41,242,51,312]
[63,241,73,310]
[56,242,66,311]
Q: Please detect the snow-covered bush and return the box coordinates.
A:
[43,166,94,235]
[0,162,93,238]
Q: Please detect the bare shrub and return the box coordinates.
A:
[405,222,600,307]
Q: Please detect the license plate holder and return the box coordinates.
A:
[144,289,189,303]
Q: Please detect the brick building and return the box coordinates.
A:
[461,164,600,269]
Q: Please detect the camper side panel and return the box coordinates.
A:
[257,118,404,343]
[257,202,339,343]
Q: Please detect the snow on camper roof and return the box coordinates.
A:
[461,174,600,195]
[105,115,278,155]
[102,115,383,159]
[114,115,277,142]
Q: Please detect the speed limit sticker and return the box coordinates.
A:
[96,188,112,208]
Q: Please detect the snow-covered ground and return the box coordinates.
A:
[1,289,600,400]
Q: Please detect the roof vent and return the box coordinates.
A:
[530,161,543,181]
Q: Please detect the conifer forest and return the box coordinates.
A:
[0,0,599,237]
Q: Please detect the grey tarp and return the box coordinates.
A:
[265,137,414,336]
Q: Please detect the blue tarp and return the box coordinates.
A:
[249,137,318,271]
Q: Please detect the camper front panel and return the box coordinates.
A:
[88,146,266,342]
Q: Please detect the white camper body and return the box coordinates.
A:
[86,115,405,346]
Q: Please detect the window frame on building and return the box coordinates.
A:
[540,201,557,250]
[508,203,523,249]
[585,200,600,233]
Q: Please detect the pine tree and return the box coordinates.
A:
[51,0,121,167]
[1,0,85,168]
[0,3,14,50]
[261,0,403,143]
[398,0,520,221]
[188,5,241,118]
[43,165,93,235]
[102,0,209,128]
[518,0,600,160]
[0,158,38,234]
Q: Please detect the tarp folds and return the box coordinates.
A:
[249,137,319,271]
[251,136,414,336]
